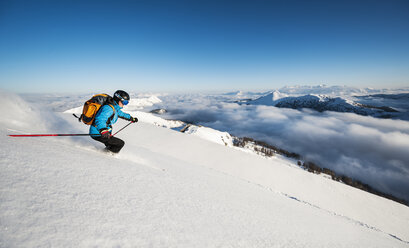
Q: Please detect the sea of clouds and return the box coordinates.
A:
[151,88,409,202]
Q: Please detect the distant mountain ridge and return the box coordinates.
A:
[276,84,409,96]
[245,91,407,119]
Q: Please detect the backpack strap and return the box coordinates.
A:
[107,104,116,125]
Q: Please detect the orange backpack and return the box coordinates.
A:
[77,94,115,125]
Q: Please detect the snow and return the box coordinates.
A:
[183,125,234,147]
[1,92,409,247]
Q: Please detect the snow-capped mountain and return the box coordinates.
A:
[277,84,409,97]
[246,91,407,119]
[244,90,288,105]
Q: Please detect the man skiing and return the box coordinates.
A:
[90,90,138,153]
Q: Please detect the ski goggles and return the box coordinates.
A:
[122,100,129,105]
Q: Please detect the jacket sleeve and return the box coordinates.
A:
[118,109,132,121]
[94,105,115,132]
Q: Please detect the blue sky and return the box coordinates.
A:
[0,0,408,93]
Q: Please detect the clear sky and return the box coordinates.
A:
[0,0,408,93]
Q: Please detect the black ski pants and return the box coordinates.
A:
[92,135,125,153]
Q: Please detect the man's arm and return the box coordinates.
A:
[118,109,137,123]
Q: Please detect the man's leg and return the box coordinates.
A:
[92,136,125,153]
[105,137,125,153]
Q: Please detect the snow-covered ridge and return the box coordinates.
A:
[277,84,409,96]
[182,125,233,147]
[246,91,408,120]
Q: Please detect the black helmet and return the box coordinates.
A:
[113,90,130,103]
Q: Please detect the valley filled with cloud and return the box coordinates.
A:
[150,86,409,202]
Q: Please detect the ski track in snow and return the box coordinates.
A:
[192,157,409,246]
[278,193,409,245]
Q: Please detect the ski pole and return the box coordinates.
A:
[8,122,133,138]
[112,122,133,137]
[8,133,101,137]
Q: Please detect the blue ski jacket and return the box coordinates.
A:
[89,102,131,135]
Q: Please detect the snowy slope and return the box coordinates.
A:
[1,93,409,247]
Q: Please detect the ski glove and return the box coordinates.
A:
[100,129,111,139]
[130,116,138,123]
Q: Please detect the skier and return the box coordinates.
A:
[90,90,138,153]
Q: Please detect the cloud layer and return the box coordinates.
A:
[157,94,409,202]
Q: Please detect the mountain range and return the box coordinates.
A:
[245,91,409,120]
